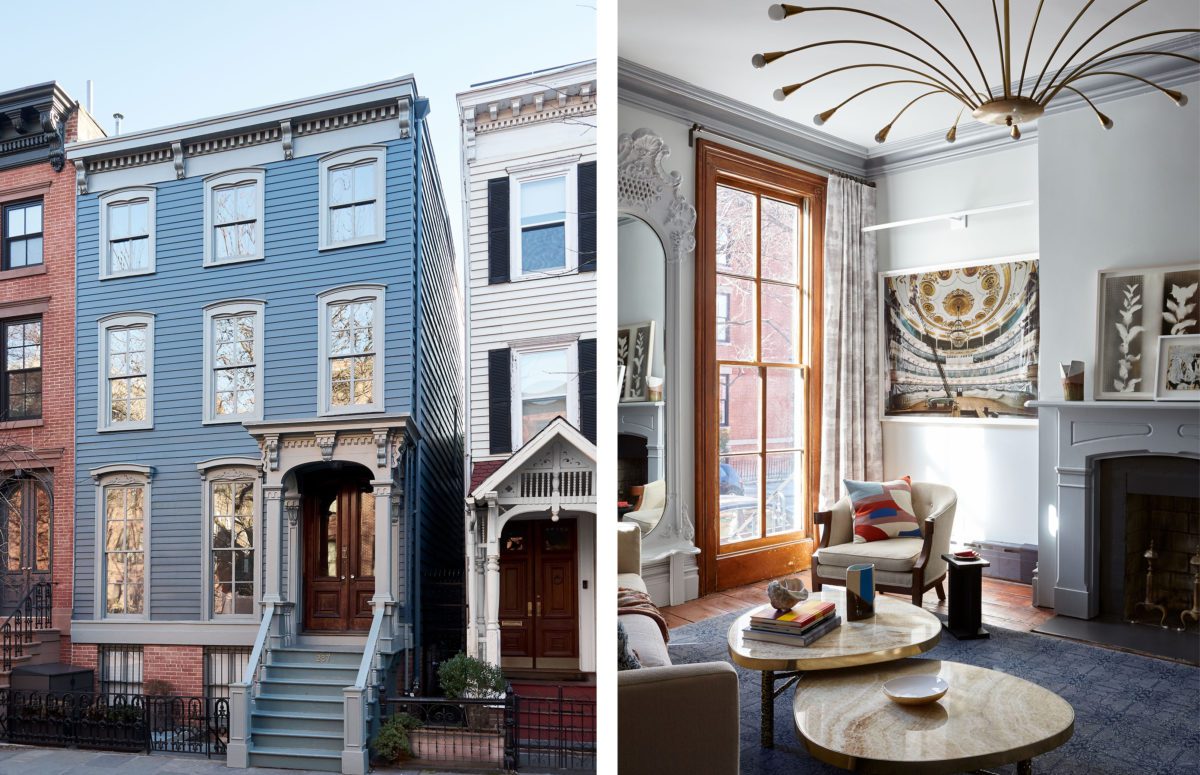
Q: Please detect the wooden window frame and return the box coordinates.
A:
[1,317,42,421]
[2,199,45,271]
[694,141,825,595]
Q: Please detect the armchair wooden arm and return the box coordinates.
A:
[814,510,833,549]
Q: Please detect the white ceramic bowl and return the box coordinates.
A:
[882,674,949,705]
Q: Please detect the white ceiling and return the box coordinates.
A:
[619,0,1199,149]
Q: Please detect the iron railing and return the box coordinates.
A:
[381,687,595,771]
[1,580,51,672]
[0,689,229,757]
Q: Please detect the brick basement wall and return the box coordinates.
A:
[144,645,204,698]
[68,642,98,692]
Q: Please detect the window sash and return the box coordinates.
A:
[104,485,145,616]
[3,200,45,270]
[106,325,148,424]
[1,319,41,421]
[210,480,255,617]
[211,314,257,417]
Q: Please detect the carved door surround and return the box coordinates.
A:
[617,128,700,605]
[243,414,417,636]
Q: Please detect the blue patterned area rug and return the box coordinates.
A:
[669,612,1200,775]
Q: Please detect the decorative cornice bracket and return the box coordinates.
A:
[397,96,412,139]
[74,160,88,195]
[280,119,294,160]
[171,141,185,179]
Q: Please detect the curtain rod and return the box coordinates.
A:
[687,123,876,188]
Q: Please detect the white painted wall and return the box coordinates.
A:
[874,144,1040,548]
[1034,80,1200,607]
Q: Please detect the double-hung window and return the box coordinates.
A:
[2,318,41,420]
[510,166,576,278]
[204,170,264,265]
[318,148,386,250]
[99,188,156,279]
[93,464,151,618]
[513,342,577,447]
[197,459,259,618]
[202,301,264,423]
[2,200,44,269]
[98,313,154,431]
[318,285,385,414]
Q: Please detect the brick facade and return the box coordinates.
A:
[144,645,204,697]
[0,88,99,653]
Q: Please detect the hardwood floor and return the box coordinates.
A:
[663,569,1055,633]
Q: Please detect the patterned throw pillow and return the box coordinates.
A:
[617,620,641,671]
[844,476,922,543]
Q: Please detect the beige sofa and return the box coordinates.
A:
[617,523,740,775]
[812,481,958,606]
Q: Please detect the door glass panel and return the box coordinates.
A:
[715,275,757,362]
[320,494,338,577]
[6,485,21,572]
[34,484,50,571]
[542,525,571,552]
[359,490,374,577]
[720,455,761,544]
[715,186,756,276]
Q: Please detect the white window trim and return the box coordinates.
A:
[90,464,152,621]
[317,284,386,416]
[98,186,157,280]
[511,339,579,449]
[97,312,155,432]
[203,169,266,267]
[202,300,266,425]
[197,458,262,622]
[317,146,387,251]
[509,163,578,280]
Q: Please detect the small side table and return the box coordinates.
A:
[941,553,990,639]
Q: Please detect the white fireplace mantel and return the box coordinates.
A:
[1035,400,1200,618]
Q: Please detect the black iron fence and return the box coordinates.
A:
[0,689,229,758]
[1,580,52,672]
[382,687,595,771]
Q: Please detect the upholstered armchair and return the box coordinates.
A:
[625,479,666,534]
[812,482,958,606]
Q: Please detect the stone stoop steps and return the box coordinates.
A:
[0,628,62,689]
[247,642,364,773]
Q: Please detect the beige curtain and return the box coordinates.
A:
[818,173,883,508]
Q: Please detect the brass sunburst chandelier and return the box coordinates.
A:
[753,2,1199,143]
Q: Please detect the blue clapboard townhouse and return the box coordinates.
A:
[66,78,461,773]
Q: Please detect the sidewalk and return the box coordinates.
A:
[0,745,476,775]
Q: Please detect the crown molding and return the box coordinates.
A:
[620,33,1199,179]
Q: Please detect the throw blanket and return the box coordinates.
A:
[617,587,669,643]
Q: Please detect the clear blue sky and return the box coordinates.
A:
[1,0,596,255]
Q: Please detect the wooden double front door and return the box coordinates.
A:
[498,519,578,671]
[303,478,375,631]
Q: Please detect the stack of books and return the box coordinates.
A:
[742,599,842,646]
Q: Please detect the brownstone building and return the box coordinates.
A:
[0,82,103,668]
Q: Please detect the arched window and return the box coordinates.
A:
[1,472,51,574]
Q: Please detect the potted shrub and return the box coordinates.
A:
[438,652,504,732]
[408,653,507,765]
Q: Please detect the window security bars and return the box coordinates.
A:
[0,690,229,757]
[203,646,251,701]
[98,645,143,696]
[510,688,596,772]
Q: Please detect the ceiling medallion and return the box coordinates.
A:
[754,2,1197,142]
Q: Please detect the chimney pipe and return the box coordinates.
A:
[113,113,124,136]
[86,80,94,114]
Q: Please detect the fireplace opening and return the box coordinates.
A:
[1098,456,1200,632]
[617,433,648,502]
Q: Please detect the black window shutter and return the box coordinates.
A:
[577,161,596,273]
[578,338,596,444]
[488,348,512,454]
[487,177,510,284]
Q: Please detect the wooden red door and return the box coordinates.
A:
[498,520,578,670]
[303,479,375,632]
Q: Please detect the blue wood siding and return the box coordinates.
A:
[74,138,420,622]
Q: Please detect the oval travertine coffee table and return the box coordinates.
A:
[727,589,941,747]
[793,659,1075,774]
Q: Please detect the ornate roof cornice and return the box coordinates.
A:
[0,82,81,172]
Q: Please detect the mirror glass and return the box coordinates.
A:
[617,215,667,536]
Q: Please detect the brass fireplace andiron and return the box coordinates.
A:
[1132,541,1168,628]
[1181,550,1200,631]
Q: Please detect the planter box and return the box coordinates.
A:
[410,728,504,766]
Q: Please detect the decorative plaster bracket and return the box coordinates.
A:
[510,98,521,118]
[171,141,185,179]
[280,119,294,160]
[534,94,544,112]
[397,96,412,139]
[390,490,403,526]
[261,434,280,472]
[373,429,390,469]
[283,496,300,527]
[74,160,87,195]
[315,432,337,462]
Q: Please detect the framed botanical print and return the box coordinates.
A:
[1154,335,1200,400]
[617,321,655,402]
[1095,264,1198,400]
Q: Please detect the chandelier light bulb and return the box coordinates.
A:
[874,123,892,144]
[752,53,767,69]
[768,4,802,22]
[813,107,838,126]
[1010,124,1021,140]
[1098,112,1114,130]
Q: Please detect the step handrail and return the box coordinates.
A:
[1,580,52,672]
[242,601,275,685]
[353,605,386,690]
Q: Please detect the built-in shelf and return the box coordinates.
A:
[618,400,665,407]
